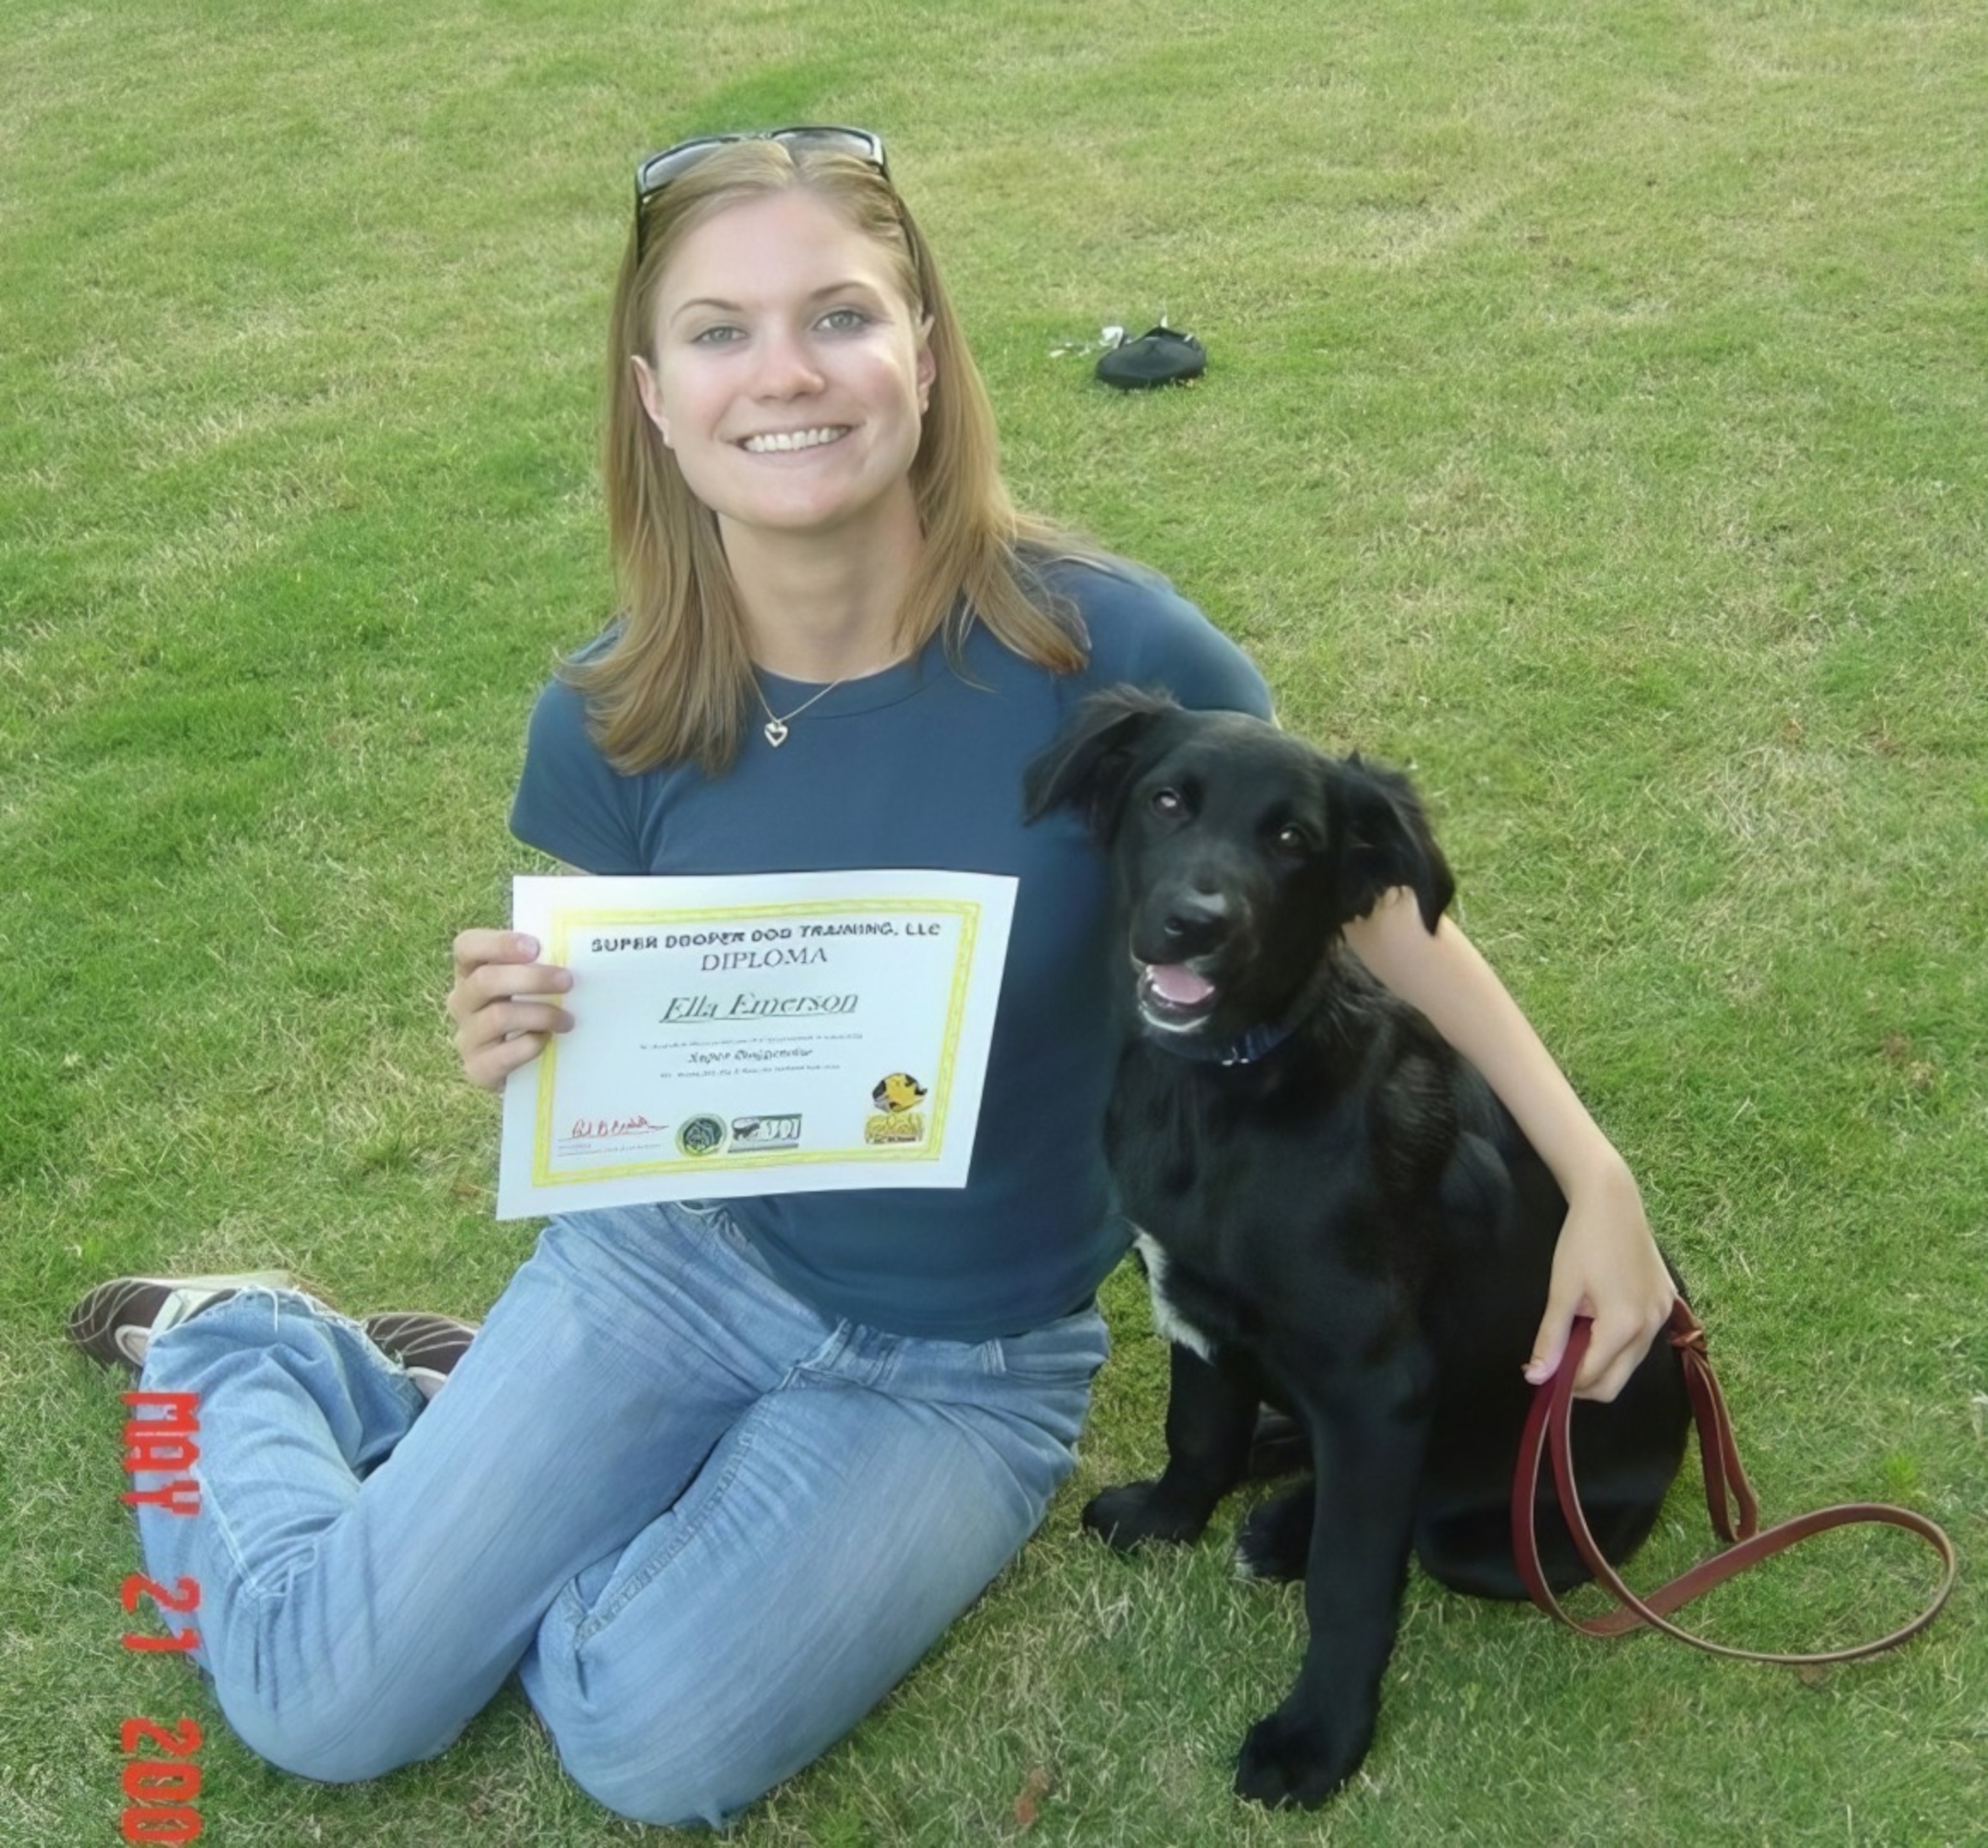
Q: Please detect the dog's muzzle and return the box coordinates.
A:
[1133,888,1237,1030]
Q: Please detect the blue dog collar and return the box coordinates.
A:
[1147,1016,1299,1068]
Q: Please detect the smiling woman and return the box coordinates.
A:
[585,133,1090,775]
[630,189,937,652]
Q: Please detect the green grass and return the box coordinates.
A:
[4,1,1983,1842]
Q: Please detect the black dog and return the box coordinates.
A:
[1024,688,1691,1809]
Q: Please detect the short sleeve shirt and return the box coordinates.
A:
[511,559,1272,1340]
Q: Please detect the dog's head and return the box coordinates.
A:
[872,1071,928,1113]
[1024,687,1454,1044]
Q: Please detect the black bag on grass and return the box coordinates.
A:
[1096,325,1205,389]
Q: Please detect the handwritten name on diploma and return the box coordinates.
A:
[661,990,859,1023]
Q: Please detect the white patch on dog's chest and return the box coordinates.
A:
[1134,1230,1217,1363]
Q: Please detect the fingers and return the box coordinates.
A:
[1523,1319,1570,1390]
[1523,1274,1587,1389]
[1570,1317,1633,1402]
[1523,1282,1670,1403]
[448,930,575,1091]
[451,928,544,981]
[459,1016,569,1089]
[1567,1287,1675,1403]
[456,997,577,1084]
[447,944,573,1021]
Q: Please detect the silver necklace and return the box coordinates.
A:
[751,674,843,748]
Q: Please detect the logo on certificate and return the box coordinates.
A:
[731,1114,802,1151]
[676,1114,729,1158]
[870,1072,927,1113]
[865,1071,928,1145]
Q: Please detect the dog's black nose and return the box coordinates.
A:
[1160,888,1231,955]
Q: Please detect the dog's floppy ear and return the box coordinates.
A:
[1022,684,1179,839]
[1326,756,1457,932]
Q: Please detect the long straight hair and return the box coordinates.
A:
[576,139,1089,774]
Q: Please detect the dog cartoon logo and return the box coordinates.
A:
[865,1072,929,1145]
[871,1072,927,1113]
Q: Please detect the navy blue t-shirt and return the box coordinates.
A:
[510,559,1272,1340]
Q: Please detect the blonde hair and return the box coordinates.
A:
[575,138,1089,774]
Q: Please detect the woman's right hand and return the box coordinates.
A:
[447,930,575,1090]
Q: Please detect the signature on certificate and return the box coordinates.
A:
[567,1115,667,1142]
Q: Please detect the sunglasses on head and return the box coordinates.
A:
[633,126,890,254]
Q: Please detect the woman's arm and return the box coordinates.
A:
[1342,889,1674,1402]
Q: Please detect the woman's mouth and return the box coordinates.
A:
[740,425,851,454]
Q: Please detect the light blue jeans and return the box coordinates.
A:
[131,1201,1108,1827]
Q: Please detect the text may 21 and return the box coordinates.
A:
[120,1390,206,1842]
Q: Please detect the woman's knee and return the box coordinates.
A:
[548,1708,790,1830]
[527,1579,934,1829]
[211,1663,470,1785]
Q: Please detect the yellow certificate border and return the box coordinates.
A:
[529,896,983,1189]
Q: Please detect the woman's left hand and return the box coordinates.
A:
[1524,1152,1675,1402]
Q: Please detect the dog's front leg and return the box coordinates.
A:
[1083,1339,1259,1550]
[1234,1355,1432,1809]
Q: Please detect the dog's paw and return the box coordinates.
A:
[1081,1481,1209,1552]
[1233,1706,1371,1810]
[1234,1480,1314,1581]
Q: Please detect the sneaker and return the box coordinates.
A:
[67,1271,295,1374]
[363,1311,479,1401]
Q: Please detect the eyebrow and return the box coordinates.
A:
[667,280,889,326]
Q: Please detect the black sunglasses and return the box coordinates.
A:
[633,127,890,254]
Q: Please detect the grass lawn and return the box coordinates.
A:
[3,1,1982,1842]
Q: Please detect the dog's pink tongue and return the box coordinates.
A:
[1147,963,1215,1006]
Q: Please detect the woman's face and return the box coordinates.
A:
[634,188,936,551]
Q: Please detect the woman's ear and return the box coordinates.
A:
[916,316,936,413]
[630,353,672,448]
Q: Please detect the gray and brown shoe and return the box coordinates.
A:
[67,1271,295,1374]
[363,1312,480,1400]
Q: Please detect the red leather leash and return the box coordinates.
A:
[1512,1302,1958,1664]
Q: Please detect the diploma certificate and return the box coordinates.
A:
[496,870,1017,1219]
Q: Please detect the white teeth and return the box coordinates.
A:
[742,427,847,454]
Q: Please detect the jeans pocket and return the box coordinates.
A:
[985,1304,1110,1388]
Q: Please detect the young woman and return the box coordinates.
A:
[71,129,1673,1829]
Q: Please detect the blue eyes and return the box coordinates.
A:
[688,307,873,346]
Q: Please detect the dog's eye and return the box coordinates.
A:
[1272,823,1311,856]
[1150,788,1185,818]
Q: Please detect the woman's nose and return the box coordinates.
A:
[752,328,825,397]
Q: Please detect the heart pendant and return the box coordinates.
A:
[764,718,790,748]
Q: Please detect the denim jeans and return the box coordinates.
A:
[132,1201,1109,1827]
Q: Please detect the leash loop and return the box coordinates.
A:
[1512,1304,1957,1665]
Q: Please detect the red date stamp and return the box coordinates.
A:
[120,1390,204,1842]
